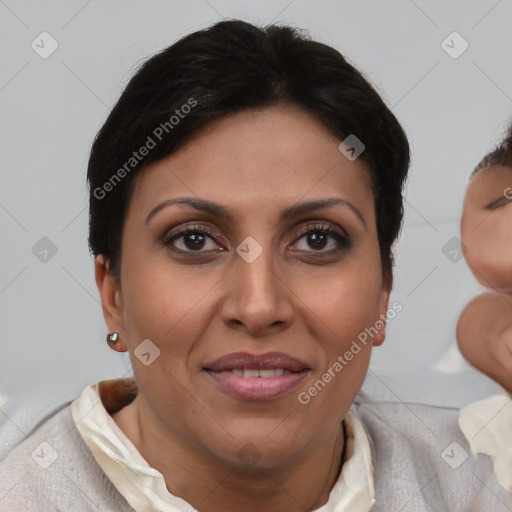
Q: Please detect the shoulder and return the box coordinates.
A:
[351,399,512,510]
[0,403,134,512]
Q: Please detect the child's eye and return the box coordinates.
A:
[485,195,512,210]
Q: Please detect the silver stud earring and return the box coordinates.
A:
[106,332,120,346]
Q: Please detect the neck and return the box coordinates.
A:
[112,395,346,512]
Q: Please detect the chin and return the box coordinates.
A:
[231,442,303,470]
[212,428,307,468]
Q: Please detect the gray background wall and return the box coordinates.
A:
[1,0,512,454]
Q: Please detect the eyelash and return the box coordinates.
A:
[161,222,351,257]
[485,196,512,210]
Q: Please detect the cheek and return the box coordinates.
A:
[296,277,378,426]
[306,281,376,335]
[120,260,218,417]
[293,262,383,358]
[121,256,219,352]
[463,210,512,290]
[302,242,382,321]
[295,287,374,426]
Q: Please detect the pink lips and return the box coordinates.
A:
[203,351,310,400]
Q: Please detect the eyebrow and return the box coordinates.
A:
[145,196,367,231]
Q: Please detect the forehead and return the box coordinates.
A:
[466,165,512,200]
[131,104,375,219]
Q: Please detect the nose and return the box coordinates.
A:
[220,243,294,336]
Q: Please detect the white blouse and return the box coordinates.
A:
[458,390,512,494]
[71,380,376,512]
[70,379,512,512]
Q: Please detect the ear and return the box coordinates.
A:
[95,255,128,352]
[372,277,391,347]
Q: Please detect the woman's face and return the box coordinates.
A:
[99,104,390,467]
[461,165,512,293]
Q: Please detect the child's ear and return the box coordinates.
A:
[373,276,391,347]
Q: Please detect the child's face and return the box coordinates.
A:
[461,165,512,293]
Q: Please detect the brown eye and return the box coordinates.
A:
[290,223,351,255]
[162,225,225,253]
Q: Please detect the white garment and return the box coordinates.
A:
[459,389,512,494]
[3,383,512,510]
[70,381,376,512]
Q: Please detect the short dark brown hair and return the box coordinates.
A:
[87,19,410,288]
[469,119,512,180]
